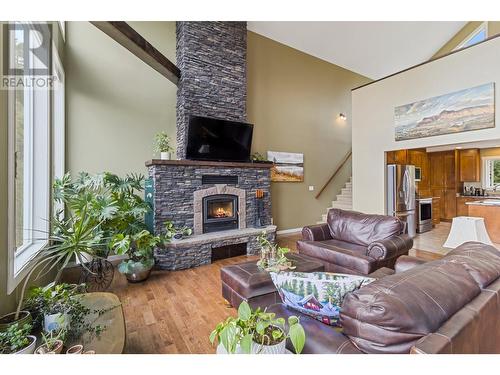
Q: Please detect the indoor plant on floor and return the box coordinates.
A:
[111,229,161,282]
[154,131,174,160]
[210,301,306,354]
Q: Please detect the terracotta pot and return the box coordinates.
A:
[66,344,84,354]
[14,335,37,354]
[0,311,32,332]
[35,339,64,354]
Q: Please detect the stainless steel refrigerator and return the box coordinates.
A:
[387,164,417,238]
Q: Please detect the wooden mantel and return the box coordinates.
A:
[145,159,274,169]
[91,21,180,85]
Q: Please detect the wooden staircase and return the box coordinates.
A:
[318,177,352,223]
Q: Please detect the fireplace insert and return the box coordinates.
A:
[202,194,239,233]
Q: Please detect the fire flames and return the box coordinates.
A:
[214,207,231,218]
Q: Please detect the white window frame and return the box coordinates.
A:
[52,41,65,216]
[454,22,488,50]
[7,23,52,293]
[482,156,500,190]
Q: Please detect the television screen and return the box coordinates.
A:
[186,116,253,162]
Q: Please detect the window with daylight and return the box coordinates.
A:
[455,23,488,50]
[483,157,500,190]
[7,22,65,293]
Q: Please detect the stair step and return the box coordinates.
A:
[332,202,352,210]
[336,195,352,203]
[341,188,352,195]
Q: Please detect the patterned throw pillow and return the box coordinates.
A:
[270,271,374,327]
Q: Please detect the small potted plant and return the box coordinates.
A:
[112,230,160,282]
[154,131,173,160]
[0,323,36,354]
[35,329,65,354]
[0,311,32,333]
[163,221,193,242]
[256,232,295,273]
[210,301,305,354]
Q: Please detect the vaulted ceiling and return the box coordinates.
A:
[247,22,467,79]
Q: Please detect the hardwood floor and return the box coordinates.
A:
[107,233,442,354]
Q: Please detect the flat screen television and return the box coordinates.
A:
[186,115,253,162]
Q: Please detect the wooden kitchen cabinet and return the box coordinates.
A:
[409,149,430,194]
[387,150,408,165]
[459,149,480,182]
[443,189,457,220]
[429,151,458,220]
[432,197,441,225]
[456,196,488,216]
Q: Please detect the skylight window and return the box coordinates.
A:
[455,23,488,50]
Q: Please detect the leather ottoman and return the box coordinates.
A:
[221,253,324,310]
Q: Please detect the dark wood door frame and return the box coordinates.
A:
[91,21,180,85]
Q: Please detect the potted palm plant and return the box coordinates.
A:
[210,301,306,354]
[154,131,174,160]
[0,323,36,354]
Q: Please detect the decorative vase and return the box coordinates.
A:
[35,339,64,354]
[0,311,32,332]
[66,344,84,354]
[160,152,171,160]
[44,312,70,332]
[15,336,37,354]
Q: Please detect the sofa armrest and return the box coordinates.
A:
[366,234,413,260]
[301,223,332,241]
[395,255,429,273]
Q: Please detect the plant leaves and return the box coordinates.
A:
[289,323,306,354]
[237,301,251,321]
[240,333,253,354]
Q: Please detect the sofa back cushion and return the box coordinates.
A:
[446,241,500,288]
[340,260,481,353]
[327,208,404,246]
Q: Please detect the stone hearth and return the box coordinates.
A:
[146,159,274,270]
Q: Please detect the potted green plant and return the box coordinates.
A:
[112,230,160,282]
[154,131,174,160]
[256,232,295,273]
[0,323,36,354]
[163,220,193,242]
[209,301,305,354]
[0,311,32,333]
[35,329,65,354]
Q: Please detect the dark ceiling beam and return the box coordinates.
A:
[90,21,180,85]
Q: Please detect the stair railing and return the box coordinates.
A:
[315,149,352,199]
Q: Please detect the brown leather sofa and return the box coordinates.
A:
[297,208,413,275]
[268,241,500,354]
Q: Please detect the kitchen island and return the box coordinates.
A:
[466,200,500,243]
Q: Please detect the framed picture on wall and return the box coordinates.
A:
[267,151,304,182]
[394,82,495,141]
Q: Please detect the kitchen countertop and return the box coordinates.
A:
[465,199,500,206]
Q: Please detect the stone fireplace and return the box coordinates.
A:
[146,21,276,271]
[147,159,275,270]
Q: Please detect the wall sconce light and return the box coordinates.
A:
[339,113,347,120]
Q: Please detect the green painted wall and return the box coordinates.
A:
[247,31,370,230]
[65,21,177,177]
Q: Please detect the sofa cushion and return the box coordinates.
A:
[445,241,500,288]
[271,271,374,327]
[327,208,404,246]
[340,260,481,353]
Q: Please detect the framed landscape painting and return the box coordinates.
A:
[267,151,304,182]
[394,83,495,141]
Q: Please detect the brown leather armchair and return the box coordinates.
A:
[297,208,413,275]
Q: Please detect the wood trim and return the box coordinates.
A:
[91,21,180,85]
[352,33,500,91]
[315,149,352,199]
[145,159,274,169]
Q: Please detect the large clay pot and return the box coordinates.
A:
[0,311,32,332]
